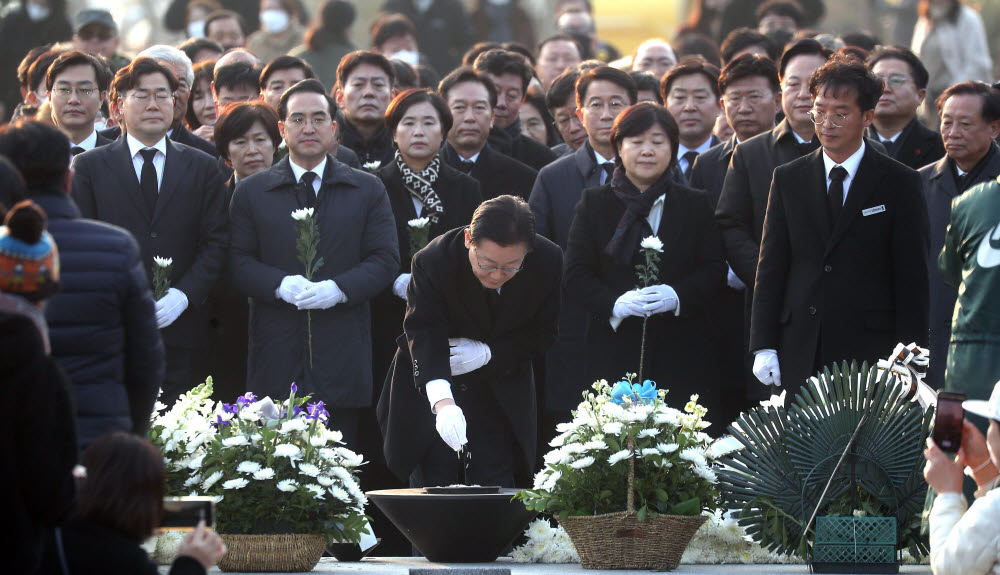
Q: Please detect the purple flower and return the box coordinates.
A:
[293,405,304,418]
[306,401,329,422]
[290,382,298,394]
[236,392,258,408]
[212,414,231,427]
[222,403,239,415]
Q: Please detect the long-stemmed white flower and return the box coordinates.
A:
[292,208,324,367]
[635,235,662,381]
[152,256,173,300]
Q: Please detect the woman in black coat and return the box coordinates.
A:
[563,103,727,423]
[372,88,483,398]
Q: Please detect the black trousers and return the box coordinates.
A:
[160,345,196,407]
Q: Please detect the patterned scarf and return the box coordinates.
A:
[395,150,445,223]
[604,164,672,265]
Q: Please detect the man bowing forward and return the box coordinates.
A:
[379,196,562,488]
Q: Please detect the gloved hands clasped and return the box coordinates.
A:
[612,285,678,319]
[449,337,491,375]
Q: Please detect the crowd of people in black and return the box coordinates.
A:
[4,0,1000,573]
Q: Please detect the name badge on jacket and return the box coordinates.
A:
[862,205,886,216]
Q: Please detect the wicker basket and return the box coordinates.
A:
[556,439,708,570]
[217,533,326,572]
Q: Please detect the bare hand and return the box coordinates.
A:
[959,419,990,469]
[178,520,226,570]
[192,124,215,142]
[924,438,965,494]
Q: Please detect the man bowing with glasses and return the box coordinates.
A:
[378,195,562,489]
[750,54,930,397]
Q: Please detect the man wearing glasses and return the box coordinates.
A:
[379,195,562,489]
[866,46,945,171]
[750,54,930,396]
[71,57,228,406]
[46,51,114,156]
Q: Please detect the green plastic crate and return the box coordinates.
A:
[812,516,899,574]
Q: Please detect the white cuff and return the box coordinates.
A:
[425,379,453,412]
[754,348,777,357]
[673,293,681,316]
[609,315,623,331]
[169,287,189,307]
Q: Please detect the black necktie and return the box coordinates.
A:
[299,172,317,209]
[70,146,85,156]
[828,166,848,226]
[458,159,475,174]
[601,162,615,183]
[881,138,899,158]
[682,151,698,181]
[139,148,159,214]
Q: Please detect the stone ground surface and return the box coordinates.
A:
[178,557,933,575]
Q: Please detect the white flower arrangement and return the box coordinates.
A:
[680,510,804,565]
[511,519,580,564]
[148,379,369,543]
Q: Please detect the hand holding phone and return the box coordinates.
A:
[933,391,966,454]
[161,496,215,531]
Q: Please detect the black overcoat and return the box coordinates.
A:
[563,181,727,420]
[377,228,562,482]
[751,145,930,393]
[229,155,399,406]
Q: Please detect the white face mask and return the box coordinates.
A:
[26,1,51,22]
[389,50,419,67]
[187,20,206,38]
[260,9,290,34]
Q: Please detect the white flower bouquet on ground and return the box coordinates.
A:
[150,380,369,544]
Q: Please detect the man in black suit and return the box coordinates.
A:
[378,196,562,487]
[46,51,114,157]
[99,45,220,159]
[662,57,722,183]
[334,51,397,170]
[689,53,780,425]
[230,79,399,451]
[866,46,945,171]
[71,57,228,405]
[528,65,636,441]
[751,54,930,395]
[438,67,537,201]
[920,81,1000,389]
[474,49,558,172]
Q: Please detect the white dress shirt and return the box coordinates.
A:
[593,148,614,185]
[127,133,167,190]
[289,156,327,196]
[822,141,866,205]
[75,130,98,151]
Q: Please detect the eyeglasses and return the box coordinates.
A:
[876,74,909,90]
[473,248,523,274]
[128,90,174,103]
[808,109,849,128]
[584,98,627,115]
[55,86,98,98]
[722,91,771,107]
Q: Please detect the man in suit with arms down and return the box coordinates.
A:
[72,57,228,405]
[751,54,930,395]
[661,57,722,184]
[438,67,538,202]
[378,195,562,487]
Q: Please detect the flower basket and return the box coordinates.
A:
[218,533,326,572]
[558,440,707,570]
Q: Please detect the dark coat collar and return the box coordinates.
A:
[26,189,80,219]
[249,154,362,192]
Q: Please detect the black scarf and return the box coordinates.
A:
[604,165,672,265]
[952,142,998,193]
[395,150,445,223]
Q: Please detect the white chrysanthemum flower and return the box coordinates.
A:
[583,440,607,451]
[279,418,307,434]
[569,456,595,469]
[306,484,325,499]
[238,405,262,422]
[329,466,353,483]
[153,256,173,267]
[533,469,549,490]
[274,444,301,459]
[186,454,206,470]
[541,470,561,491]
[658,442,679,454]
[253,467,275,480]
[543,448,566,466]
[316,475,334,486]
[329,486,351,502]
[183,474,202,487]
[298,462,321,477]
[622,404,655,422]
[554,421,580,433]
[236,461,261,474]
[222,435,249,447]
[637,428,659,438]
[640,235,664,252]
[319,448,337,461]
[336,447,363,467]
[407,217,430,228]
[362,161,381,171]
[527,519,551,539]
[152,401,168,413]
[222,478,249,490]
[309,434,327,447]
[600,401,625,418]
[608,449,631,465]
[548,431,568,447]
[680,448,707,467]
[201,470,224,491]
[291,207,314,221]
[562,442,585,454]
[325,429,344,444]
[276,479,298,492]
[640,447,660,457]
[602,422,623,435]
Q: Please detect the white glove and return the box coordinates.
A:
[435,404,468,452]
[295,279,346,310]
[276,275,310,304]
[612,290,654,319]
[155,287,188,328]
[727,266,746,290]
[638,285,678,315]
[752,349,782,387]
[392,273,411,300]
[448,337,491,376]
